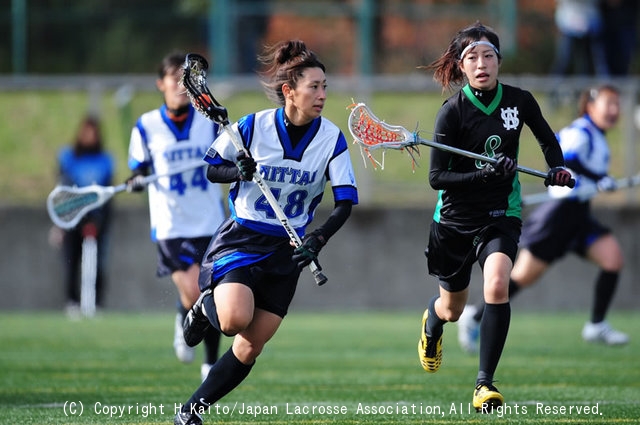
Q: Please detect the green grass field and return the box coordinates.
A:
[1,311,637,424]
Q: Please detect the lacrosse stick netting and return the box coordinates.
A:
[47,184,113,230]
[347,102,421,170]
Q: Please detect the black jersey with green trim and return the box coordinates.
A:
[430,83,564,227]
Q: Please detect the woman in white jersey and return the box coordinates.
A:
[126,52,225,379]
[173,40,358,425]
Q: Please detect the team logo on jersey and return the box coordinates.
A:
[500,107,519,130]
[476,135,502,169]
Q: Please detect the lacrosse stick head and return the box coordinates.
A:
[46,184,113,230]
[347,102,421,170]
[180,53,230,126]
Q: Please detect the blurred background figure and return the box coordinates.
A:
[600,0,639,76]
[49,115,115,319]
[550,0,609,77]
[126,51,226,380]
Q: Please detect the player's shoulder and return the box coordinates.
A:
[319,116,342,134]
[136,107,162,127]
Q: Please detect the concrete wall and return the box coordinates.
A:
[1,205,638,312]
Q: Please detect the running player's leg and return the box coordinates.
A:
[419,283,469,373]
[583,233,628,344]
[473,231,518,412]
[461,237,553,354]
[180,309,280,415]
[63,228,82,316]
[172,265,202,363]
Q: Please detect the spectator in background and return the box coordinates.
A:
[51,115,115,318]
[237,4,269,73]
[551,0,610,76]
[600,0,639,76]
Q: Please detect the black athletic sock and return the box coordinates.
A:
[426,295,446,338]
[477,302,510,385]
[473,279,520,322]
[183,348,254,413]
[203,327,221,364]
[591,270,619,323]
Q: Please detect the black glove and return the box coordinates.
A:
[597,176,617,192]
[477,154,516,183]
[126,175,146,192]
[544,167,572,187]
[494,154,517,176]
[292,230,326,269]
[236,152,257,181]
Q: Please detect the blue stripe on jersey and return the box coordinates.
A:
[204,152,227,166]
[332,132,348,158]
[160,104,195,141]
[128,158,150,171]
[212,251,273,281]
[237,114,255,150]
[332,185,359,204]
[305,193,324,226]
[231,215,305,238]
[131,119,153,171]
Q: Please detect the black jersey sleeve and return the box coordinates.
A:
[521,90,565,168]
[206,162,240,183]
[428,101,487,189]
[312,200,352,242]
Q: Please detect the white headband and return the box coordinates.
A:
[460,40,500,60]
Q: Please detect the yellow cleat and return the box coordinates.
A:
[418,308,442,372]
[473,383,504,413]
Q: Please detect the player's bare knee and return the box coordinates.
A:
[218,315,251,336]
[440,305,464,322]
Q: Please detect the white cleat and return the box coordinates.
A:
[457,305,480,354]
[174,313,196,363]
[582,321,629,346]
[201,363,212,382]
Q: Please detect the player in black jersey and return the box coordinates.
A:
[416,22,573,412]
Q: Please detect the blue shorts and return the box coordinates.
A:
[520,199,610,262]
[156,236,213,278]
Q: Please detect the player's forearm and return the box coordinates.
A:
[206,163,240,183]
[312,200,352,241]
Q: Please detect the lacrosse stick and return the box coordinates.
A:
[348,102,575,187]
[47,160,205,230]
[180,53,328,286]
[522,173,640,205]
[80,224,98,318]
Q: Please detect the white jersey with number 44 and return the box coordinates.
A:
[128,105,226,241]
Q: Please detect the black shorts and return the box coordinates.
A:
[520,199,611,263]
[198,218,301,318]
[156,236,213,278]
[426,216,521,292]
